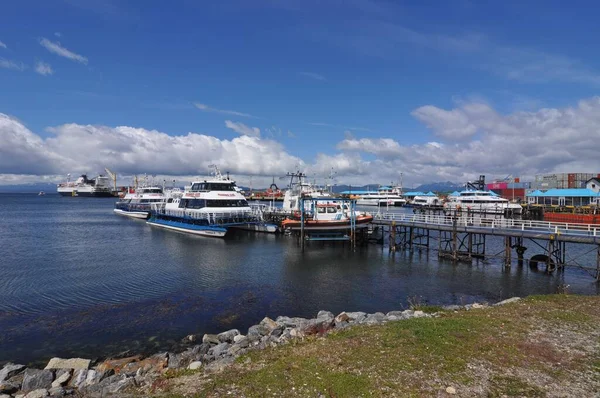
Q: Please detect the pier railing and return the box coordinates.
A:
[374,212,600,238]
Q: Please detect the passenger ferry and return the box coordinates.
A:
[355,186,406,207]
[114,186,165,219]
[412,193,442,208]
[443,190,523,215]
[147,167,275,237]
[57,174,113,197]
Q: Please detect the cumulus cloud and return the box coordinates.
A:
[0,58,25,71]
[39,38,88,64]
[224,120,260,137]
[35,61,54,76]
[0,113,303,183]
[0,41,6,49]
[194,102,255,118]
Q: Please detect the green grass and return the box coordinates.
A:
[147,295,600,397]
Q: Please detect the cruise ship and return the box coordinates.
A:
[57,174,113,197]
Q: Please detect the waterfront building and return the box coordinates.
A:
[526,189,600,206]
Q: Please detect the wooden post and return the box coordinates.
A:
[504,236,512,268]
[409,226,414,252]
[300,198,305,251]
[390,221,396,253]
[452,217,458,262]
[468,233,473,259]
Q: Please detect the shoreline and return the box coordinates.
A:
[0,297,521,397]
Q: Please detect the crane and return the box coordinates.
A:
[104,168,117,193]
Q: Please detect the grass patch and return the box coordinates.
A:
[149,295,600,397]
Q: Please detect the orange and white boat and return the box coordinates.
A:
[281,201,373,231]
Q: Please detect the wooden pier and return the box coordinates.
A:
[372,212,600,280]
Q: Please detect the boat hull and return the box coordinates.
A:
[147,218,228,238]
[113,208,149,219]
[356,199,405,207]
[443,204,523,215]
[58,190,114,197]
[231,223,279,233]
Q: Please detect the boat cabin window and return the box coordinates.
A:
[190,182,235,191]
[141,188,163,194]
[317,207,326,213]
[327,207,337,213]
[179,199,206,209]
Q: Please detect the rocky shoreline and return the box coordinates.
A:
[0,297,521,398]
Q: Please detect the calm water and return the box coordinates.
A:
[1,193,598,365]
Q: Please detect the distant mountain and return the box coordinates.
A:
[414,181,464,193]
[0,182,58,193]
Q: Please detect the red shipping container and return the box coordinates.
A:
[514,177,520,183]
[487,182,508,190]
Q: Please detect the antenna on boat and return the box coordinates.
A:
[208,164,224,180]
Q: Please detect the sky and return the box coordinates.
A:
[1,0,600,188]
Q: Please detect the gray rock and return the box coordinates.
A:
[363,312,386,325]
[402,309,414,317]
[0,363,26,382]
[67,369,87,389]
[233,334,247,343]
[24,389,48,398]
[386,311,405,317]
[217,329,240,343]
[204,357,235,374]
[259,317,279,332]
[105,377,136,394]
[202,334,220,345]
[50,370,71,388]
[334,312,350,323]
[269,327,284,338]
[22,369,54,392]
[247,324,269,340]
[317,310,334,320]
[208,342,230,358]
[345,312,367,323]
[494,297,521,306]
[442,305,463,311]
[334,320,350,329]
[276,316,309,328]
[0,394,12,398]
[413,310,426,317]
[233,336,249,348]
[47,386,66,397]
[187,361,202,370]
[182,334,198,343]
[0,381,19,394]
[81,375,132,398]
[44,358,90,371]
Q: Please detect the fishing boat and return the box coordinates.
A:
[355,186,406,207]
[147,166,276,237]
[281,200,373,231]
[57,174,113,197]
[114,185,166,219]
[443,190,523,215]
[280,172,333,213]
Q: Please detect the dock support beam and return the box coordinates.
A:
[504,236,512,268]
[389,221,396,253]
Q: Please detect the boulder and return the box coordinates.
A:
[300,317,334,336]
[0,364,26,382]
[95,356,140,375]
[494,297,521,306]
[44,358,90,371]
[50,370,71,388]
[67,369,88,389]
[23,389,48,398]
[259,317,279,332]
[47,386,66,397]
[233,334,247,344]
[204,357,235,374]
[345,312,367,323]
[233,336,249,348]
[22,369,54,392]
[413,310,425,318]
[335,312,350,323]
[208,342,230,358]
[187,361,202,370]
[0,381,19,394]
[0,394,11,398]
[247,324,269,340]
[402,309,414,317]
[446,386,457,394]
[202,334,220,345]
[275,316,309,328]
[182,334,198,343]
[317,310,334,320]
[363,312,386,325]
[442,305,462,311]
[217,329,240,344]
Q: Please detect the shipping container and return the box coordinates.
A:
[487,182,508,190]
[507,182,530,189]
[514,177,520,183]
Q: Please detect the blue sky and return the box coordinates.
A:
[1,0,600,186]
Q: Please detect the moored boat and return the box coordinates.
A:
[355,186,406,207]
[443,190,523,215]
[281,200,373,231]
[114,185,166,219]
[57,174,113,197]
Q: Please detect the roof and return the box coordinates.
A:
[449,191,461,196]
[526,188,600,197]
[403,191,425,196]
[585,177,600,184]
[339,190,375,195]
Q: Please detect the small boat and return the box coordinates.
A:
[281,200,373,231]
[443,190,523,215]
[355,186,406,207]
[38,191,45,196]
[114,185,166,219]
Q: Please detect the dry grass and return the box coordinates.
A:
[145,295,600,397]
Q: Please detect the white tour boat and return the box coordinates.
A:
[57,174,113,197]
[412,192,442,208]
[147,166,276,237]
[355,186,406,207]
[114,186,166,219]
[443,190,523,215]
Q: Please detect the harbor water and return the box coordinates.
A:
[1,193,599,365]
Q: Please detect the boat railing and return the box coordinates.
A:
[374,212,600,237]
[151,207,257,223]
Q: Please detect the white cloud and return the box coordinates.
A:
[39,38,88,65]
[54,32,62,37]
[224,120,261,137]
[0,113,303,183]
[299,71,326,81]
[0,58,25,71]
[0,41,6,49]
[35,61,54,76]
[194,102,255,118]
